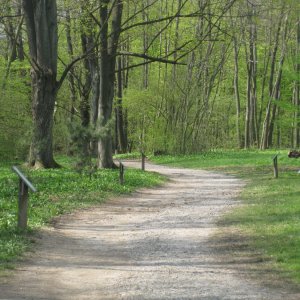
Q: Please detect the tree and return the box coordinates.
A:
[22,0,60,168]
[260,5,289,149]
[292,17,299,148]
[2,0,299,162]
[97,0,123,168]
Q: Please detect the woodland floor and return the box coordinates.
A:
[0,161,299,299]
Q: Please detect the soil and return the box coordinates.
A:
[0,161,299,299]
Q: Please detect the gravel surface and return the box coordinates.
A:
[0,161,299,299]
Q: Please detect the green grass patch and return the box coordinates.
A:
[0,156,164,269]
[152,149,300,283]
[114,152,143,160]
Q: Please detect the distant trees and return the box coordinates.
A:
[0,0,299,165]
[124,0,299,152]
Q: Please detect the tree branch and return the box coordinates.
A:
[121,11,205,33]
[117,51,186,65]
[56,53,88,91]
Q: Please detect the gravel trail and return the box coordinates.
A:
[0,161,299,299]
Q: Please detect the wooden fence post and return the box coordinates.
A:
[273,155,279,179]
[119,162,124,185]
[141,152,145,171]
[18,179,29,230]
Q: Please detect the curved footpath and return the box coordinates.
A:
[0,161,299,299]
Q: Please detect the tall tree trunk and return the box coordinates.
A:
[29,72,58,168]
[98,0,113,168]
[261,12,288,149]
[260,48,286,149]
[293,81,300,148]
[97,0,123,168]
[172,0,182,81]
[23,0,59,168]
[116,57,127,153]
[82,3,100,155]
[244,53,251,148]
[293,18,300,148]
[245,3,258,148]
[65,8,77,124]
[267,12,288,147]
[230,4,242,148]
[233,38,241,148]
[16,3,24,61]
[142,0,150,89]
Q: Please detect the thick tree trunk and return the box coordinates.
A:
[29,72,59,168]
[23,0,59,168]
[98,49,116,167]
[97,78,114,168]
[97,0,123,168]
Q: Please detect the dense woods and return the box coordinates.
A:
[0,0,299,167]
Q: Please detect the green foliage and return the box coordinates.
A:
[1,0,299,161]
[0,56,32,161]
[152,150,300,283]
[0,156,164,269]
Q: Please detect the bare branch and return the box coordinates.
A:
[117,51,186,66]
[121,11,205,33]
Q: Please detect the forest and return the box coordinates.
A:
[0,0,299,168]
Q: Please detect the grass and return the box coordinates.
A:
[114,152,143,160]
[0,156,164,270]
[152,149,300,283]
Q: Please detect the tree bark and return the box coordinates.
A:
[260,47,285,149]
[260,12,288,149]
[293,18,300,148]
[233,36,241,148]
[244,3,258,148]
[65,8,77,124]
[293,80,300,148]
[23,0,59,168]
[97,0,123,168]
[116,57,127,153]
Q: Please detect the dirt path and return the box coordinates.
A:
[0,162,299,299]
